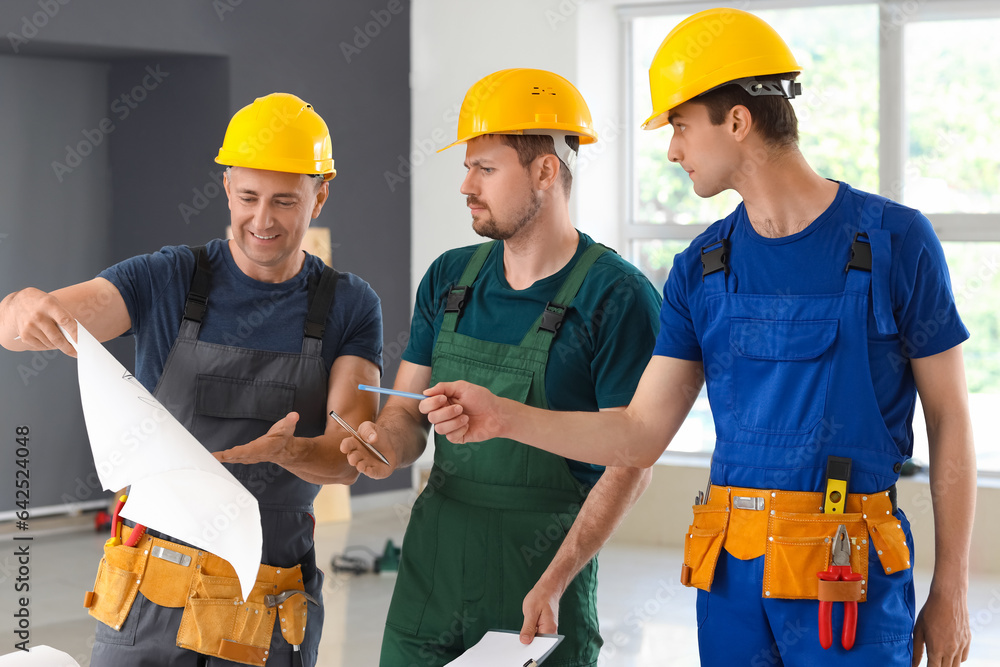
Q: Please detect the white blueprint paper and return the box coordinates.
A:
[0,645,80,666]
[67,323,261,600]
[444,631,563,666]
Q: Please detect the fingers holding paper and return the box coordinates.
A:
[2,287,80,356]
[1,278,129,356]
[520,581,560,645]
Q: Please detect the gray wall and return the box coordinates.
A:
[0,0,413,509]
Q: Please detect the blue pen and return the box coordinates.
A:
[358,384,428,401]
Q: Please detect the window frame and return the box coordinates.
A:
[621,0,1000,246]
[619,0,1000,473]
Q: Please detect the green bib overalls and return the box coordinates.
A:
[380,241,608,667]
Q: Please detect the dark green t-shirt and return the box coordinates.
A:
[403,232,662,485]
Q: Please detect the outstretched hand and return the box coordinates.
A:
[420,381,507,443]
[214,412,300,467]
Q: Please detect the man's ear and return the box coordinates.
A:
[311,180,330,219]
[729,105,753,143]
[533,153,561,192]
[223,169,233,211]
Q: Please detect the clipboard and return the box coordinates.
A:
[442,630,563,666]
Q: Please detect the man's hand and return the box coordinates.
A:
[3,288,79,356]
[912,585,971,666]
[215,412,300,467]
[421,380,507,443]
[340,421,400,480]
[520,579,561,644]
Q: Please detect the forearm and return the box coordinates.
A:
[284,433,360,485]
[926,414,976,589]
[500,403,655,467]
[539,466,652,593]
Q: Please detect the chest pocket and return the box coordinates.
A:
[730,318,838,435]
[192,375,296,459]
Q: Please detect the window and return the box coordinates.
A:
[622,1,1000,471]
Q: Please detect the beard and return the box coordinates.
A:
[469,188,542,241]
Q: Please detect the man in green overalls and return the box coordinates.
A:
[341,69,662,666]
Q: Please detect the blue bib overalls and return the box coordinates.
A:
[688,194,916,665]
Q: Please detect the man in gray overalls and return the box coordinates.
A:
[0,92,383,666]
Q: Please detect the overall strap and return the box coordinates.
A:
[302,266,340,356]
[440,241,497,334]
[522,243,610,352]
[702,213,738,295]
[845,193,897,335]
[178,245,212,340]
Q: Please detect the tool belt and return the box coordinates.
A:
[83,528,310,666]
[680,485,911,600]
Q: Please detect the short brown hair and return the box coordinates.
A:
[693,74,799,148]
[492,134,579,197]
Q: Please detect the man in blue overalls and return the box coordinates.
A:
[420,9,976,667]
[0,93,383,666]
[340,68,662,666]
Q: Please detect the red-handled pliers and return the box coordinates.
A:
[817,524,863,650]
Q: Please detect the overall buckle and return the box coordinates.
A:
[445,285,469,314]
[845,233,872,273]
[539,302,567,334]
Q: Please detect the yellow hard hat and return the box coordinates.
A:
[216,93,336,180]
[643,8,802,130]
[439,68,598,152]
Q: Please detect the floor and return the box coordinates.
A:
[2,495,999,666]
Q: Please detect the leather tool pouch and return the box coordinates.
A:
[680,503,730,591]
[176,558,309,667]
[679,487,911,599]
[763,511,869,600]
[84,539,151,631]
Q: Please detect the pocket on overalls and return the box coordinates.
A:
[86,541,150,632]
[680,505,730,591]
[763,512,868,601]
[730,318,838,435]
[384,488,445,635]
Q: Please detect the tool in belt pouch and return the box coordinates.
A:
[84,531,316,666]
[680,485,911,599]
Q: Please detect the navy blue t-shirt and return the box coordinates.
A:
[99,239,383,393]
[655,182,969,456]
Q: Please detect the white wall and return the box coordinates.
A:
[410,0,628,287]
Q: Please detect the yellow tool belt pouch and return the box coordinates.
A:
[679,498,730,591]
[83,538,151,631]
[679,486,911,599]
[85,533,309,667]
[176,548,308,666]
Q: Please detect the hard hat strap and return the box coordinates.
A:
[522,130,579,175]
[702,76,802,100]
